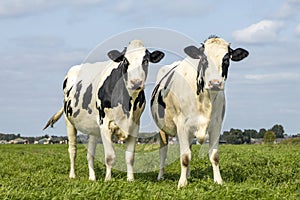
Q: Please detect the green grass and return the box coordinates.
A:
[0,144,299,199]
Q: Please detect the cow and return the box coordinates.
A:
[150,35,248,188]
[43,39,165,181]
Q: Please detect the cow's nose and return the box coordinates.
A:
[130,79,143,90]
[208,79,223,90]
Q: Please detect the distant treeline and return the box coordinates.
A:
[221,124,288,144]
[0,133,68,144]
[1,124,299,145]
[0,133,22,141]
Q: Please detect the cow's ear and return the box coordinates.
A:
[184,46,202,59]
[108,50,124,62]
[230,48,249,62]
[150,50,165,63]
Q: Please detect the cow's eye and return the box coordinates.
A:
[122,58,129,73]
[123,58,129,65]
[142,59,149,66]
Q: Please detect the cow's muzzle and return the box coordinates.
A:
[130,79,144,90]
[208,79,224,90]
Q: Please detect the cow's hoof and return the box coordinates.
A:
[157,175,164,181]
[214,179,223,184]
[157,170,164,181]
[104,176,111,182]
[127,177,134,182]
[69,173,76,179]
[177,178,187,189]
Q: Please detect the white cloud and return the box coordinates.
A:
[232,20,283,44]
[233,0,300,44]
[276,0,300,19]
[0,1,57,17]
[245,73,300,82]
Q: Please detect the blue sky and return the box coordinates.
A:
[1,0,300,136]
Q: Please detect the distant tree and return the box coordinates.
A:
[221,131,229,142]
[222,128,244,144]
[263,131,276,144]
[244,129,258,142]
[0,133,18,141]
[269,124,284,138]
[258,128,267,138]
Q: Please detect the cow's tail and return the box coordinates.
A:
[43,107,64,130]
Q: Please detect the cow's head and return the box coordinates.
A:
[184,36,249,93]
[108,40,165,95]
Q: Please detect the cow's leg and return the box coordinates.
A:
[208,127,223,184]
[65,117,77,179]
[177,126,191,188]
[208,91,225,184]
[187,144,193,178]
[87,135,98,181]
[100,124,115,181]
[125,135,137,181]
[158,130,168,180]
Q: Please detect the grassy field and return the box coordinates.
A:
[0,143,299,200]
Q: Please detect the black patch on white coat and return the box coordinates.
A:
[63,78,67,90]
[164,71,175,90]
[64,100,73,117]
[157,90,166,118]
[151,65,177,119]
[221,47,249,80]
[151,84,160,107]
[151,66,177,106]
[66,86,73,97]
[221,51,230,80]
[97,63,132,124]
[142,50,159,78]
[142,53,149,78]
[151,65,178,118]
[184,45,207,94]
[121,58,129,81]
[74,80,82,107]
[73,109,80,118]
[196,50,208,95]
[82,84,93,114]
[133,91,145,111]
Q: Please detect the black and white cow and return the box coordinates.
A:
[44,40,164,181]
[151,36,248,188]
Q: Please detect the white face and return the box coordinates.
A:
[184,36,248,93]
[108,39,164,96]
[203,37,230,90]
[123,46,148,92]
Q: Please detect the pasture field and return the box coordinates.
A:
[0,143,299,200]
